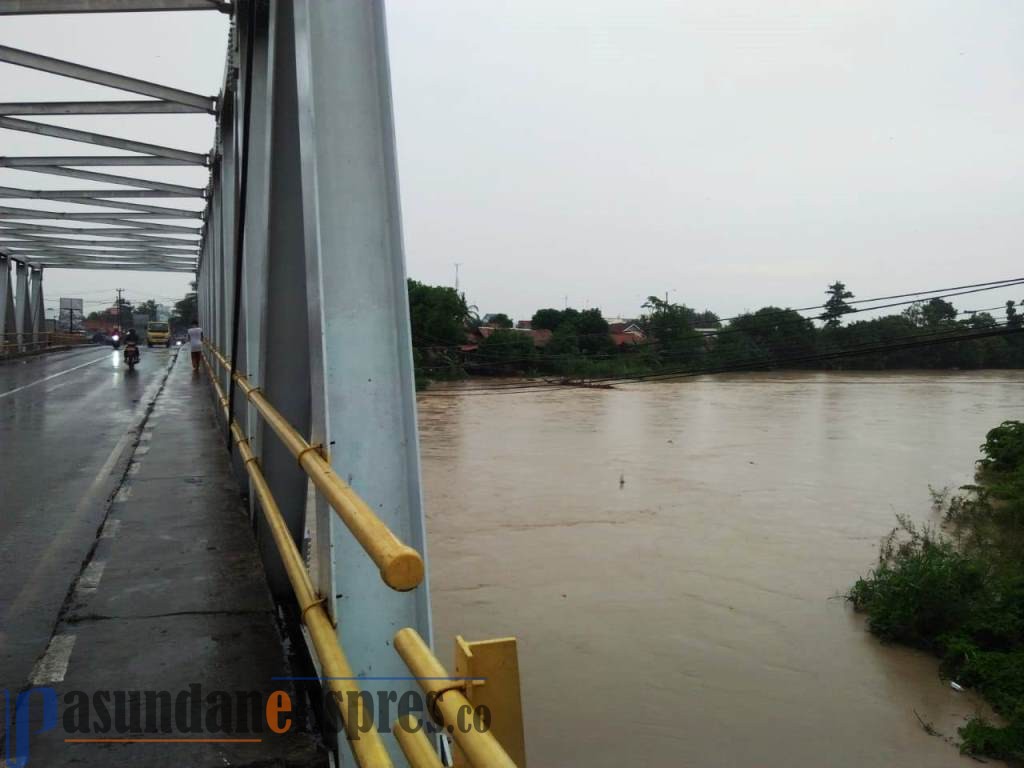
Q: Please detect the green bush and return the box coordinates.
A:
[850,423,1024,761]
[959,717,1024,762]
[980,421,1024,473]
[848,521,986,647]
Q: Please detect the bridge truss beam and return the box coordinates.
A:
[196,3,434,762]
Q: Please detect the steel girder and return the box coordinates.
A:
[28,266,43,343]
[13,260,29,349]
[27,262,194,272]
[0,116,209,164]
[192,3,434,763]
[0,100,206,115]
[0,1,228,15]
[293,2,433,762]
[0,222,202,240]
[0,155,197,166]
[12,165,207,194]
[0,238,199,251]
[0,255,13,343]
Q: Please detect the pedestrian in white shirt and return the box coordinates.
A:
[187,319,204,371]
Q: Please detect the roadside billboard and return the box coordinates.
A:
[58,298,83,333]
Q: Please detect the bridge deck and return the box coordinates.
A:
[1,347,326,766]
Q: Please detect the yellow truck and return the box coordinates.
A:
[146,321,171,347]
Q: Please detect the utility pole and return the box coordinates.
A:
[116,288,124,333]
[454,262,461,293]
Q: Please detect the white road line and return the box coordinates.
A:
[0,352,111,400]
[100,519,121,539]
[30,634,76,684]
[78,561,106,591]
[44,378,75,395]
[0,421,136,627]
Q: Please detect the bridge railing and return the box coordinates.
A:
[202,343,524,767]
[0,330,89,357]
[204,340,424,591]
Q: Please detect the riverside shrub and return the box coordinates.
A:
[850,426,1024,761]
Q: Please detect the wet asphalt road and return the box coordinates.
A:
[0,345,178,691]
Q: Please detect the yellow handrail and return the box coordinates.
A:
[204,341,424,591]
[394,628,518,768]
[205,345,523,766]
[392,715,444,768]
[203,354,394,768]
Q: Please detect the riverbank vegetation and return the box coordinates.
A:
[408,279,1024,387]
[849,421,1024,761]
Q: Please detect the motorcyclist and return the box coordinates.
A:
[122,327,141,368]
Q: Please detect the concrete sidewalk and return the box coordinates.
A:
[21,350,328,767]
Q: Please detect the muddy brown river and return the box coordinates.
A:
[418,371,1024,768]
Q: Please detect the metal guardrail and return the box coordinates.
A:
[202,353,394,766]
[0,330,89,356]
[204,341,424,591]
[201,344,525,767]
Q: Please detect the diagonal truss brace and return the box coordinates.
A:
[0,116,208,164]
[0,187,203,217]
[0,44,215,111]
[0,156,197,167]
[0,1,228,13]
[0,222,202,240]
[0,101,206,115]
[11,165,206,196]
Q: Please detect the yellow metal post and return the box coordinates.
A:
[394,628,518,768]
[453,637,526,768]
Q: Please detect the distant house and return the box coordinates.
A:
[608,321,645,338]
[516,320,532,330]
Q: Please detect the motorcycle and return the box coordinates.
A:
[124,341,140,371]
[110,333,121,350]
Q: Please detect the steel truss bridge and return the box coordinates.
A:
[0,2,523,766]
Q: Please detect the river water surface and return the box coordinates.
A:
[418,371,1024,767]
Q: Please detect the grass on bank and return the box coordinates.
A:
[849,420,1024,762]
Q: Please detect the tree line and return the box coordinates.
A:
[408,279,1024,386]
[86,293,197,333]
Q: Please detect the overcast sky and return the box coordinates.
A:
[1,1,1021,322]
